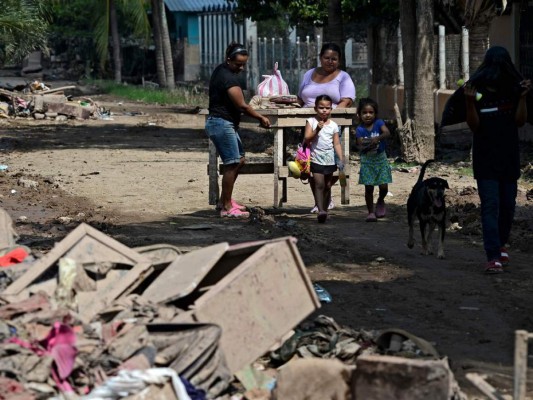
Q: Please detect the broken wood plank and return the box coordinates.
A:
[1,223,149,301]
[141,242,229,304]
[191,239,320,373]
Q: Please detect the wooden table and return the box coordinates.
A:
[204,108,357,207]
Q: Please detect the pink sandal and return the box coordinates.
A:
[220,206,250,219]
[216,199,246,211]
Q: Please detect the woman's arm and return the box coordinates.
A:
[338,70,356,109]
[516,79,531,127]
[336,98,353,108]
[464,85,479,133]
[228,86,271,127]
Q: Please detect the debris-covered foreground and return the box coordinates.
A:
[0,208,471,400]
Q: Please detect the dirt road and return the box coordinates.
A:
[1,96,532,397]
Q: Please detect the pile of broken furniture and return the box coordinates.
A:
[0,208,468,399]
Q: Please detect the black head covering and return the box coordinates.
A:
[469,46,523,95]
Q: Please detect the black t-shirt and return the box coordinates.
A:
[472,89,521,181]
[208,63,243,126]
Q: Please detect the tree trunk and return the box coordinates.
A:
[325,0,345,68]
[109,0,122,83]
[159,0,175,90]
[468,22,490,74]
[151,0,166,87]
[398,0,435,163]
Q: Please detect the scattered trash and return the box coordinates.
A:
[0,165,8,171]
[313,283,332,303]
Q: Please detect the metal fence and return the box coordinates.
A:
[255,36,368,95]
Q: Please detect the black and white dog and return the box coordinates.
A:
[407,160,449,259]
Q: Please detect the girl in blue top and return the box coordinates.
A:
[355,98,392,222]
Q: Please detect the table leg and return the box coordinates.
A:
[208,141,219,205]
[273,127,284,207]
[341,126,350,204]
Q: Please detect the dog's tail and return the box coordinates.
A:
[417,159,434,183]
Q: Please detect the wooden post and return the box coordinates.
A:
[208,141,219,205]
[514,330,530,400]
[273,127,284,207]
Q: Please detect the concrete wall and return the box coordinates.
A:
[489,6,520,62]
[184,41,200,81]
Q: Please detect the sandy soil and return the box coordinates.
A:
[1,92,533,398]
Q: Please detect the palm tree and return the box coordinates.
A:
[150,0,167,87]
[146,0,175,88]
[0,0,49,65]
[93,0,150,83]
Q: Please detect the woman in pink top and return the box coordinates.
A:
[298,42,356,108]
[298,42,356,212]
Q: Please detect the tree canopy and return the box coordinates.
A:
[229,0,398,31]
[0,0,50,65]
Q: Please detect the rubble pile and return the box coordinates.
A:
[0,208,467,399]
[0,81,101,121]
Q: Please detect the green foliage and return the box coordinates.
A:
[87,80,209,107]
[49,0,94,37]
[0,0,50,65]
[229,0,398,28]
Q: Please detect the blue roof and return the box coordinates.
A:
[164,0,235,12]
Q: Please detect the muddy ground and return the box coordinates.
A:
[1,90,533,398]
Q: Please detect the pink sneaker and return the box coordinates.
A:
[220,206,250,219]
[216,199,246,211]
[375,200,386,218]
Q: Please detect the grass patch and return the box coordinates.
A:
[391,160,418,169]
[85,80,208,107]
[456,167,473,176]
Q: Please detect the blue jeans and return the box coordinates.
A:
[205,116,244,164]
[477,179,517,261]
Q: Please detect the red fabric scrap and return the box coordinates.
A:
[0,247,29,267]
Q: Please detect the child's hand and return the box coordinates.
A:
[317,121,325,130]
[520,79,531,96]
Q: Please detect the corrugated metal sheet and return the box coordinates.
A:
[164,0,233,12]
